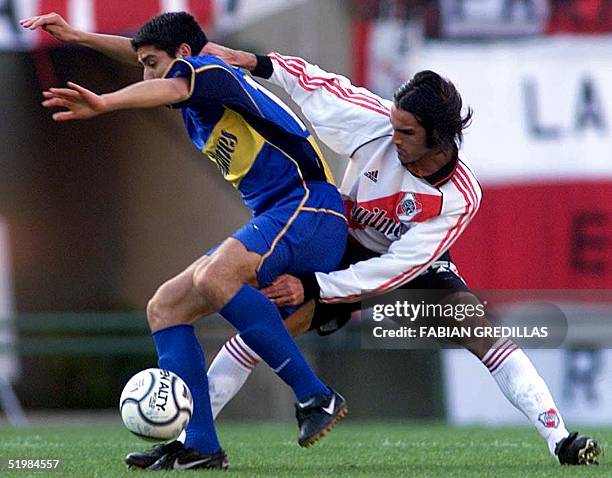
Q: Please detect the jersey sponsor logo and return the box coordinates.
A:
[210,130,238,176]
[364,170,379,183]
[538,408,560,429]
[203,109,266,188]
[350,204,409,239]
[346,191,441,240]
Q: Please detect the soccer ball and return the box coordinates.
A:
[119,368,193,441]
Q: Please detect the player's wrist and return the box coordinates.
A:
[251,55,273,79]
[244,52,258,71]
[98,93,115,113]
[75,30,94,46]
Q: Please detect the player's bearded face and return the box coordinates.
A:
[390,104,432,165]
[137,46,176,81]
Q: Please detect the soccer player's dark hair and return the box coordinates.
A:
[131,12,208,57]
[393,71,473,151]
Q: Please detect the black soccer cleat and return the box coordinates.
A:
[555,432,602,465]
[125,440,184,469]
[295,388,348,448]
[147,446,228,471]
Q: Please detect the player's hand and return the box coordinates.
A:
[20,12,81,43]
[42,82,108,121]
[202,42,257,71]
[261,274,305,307]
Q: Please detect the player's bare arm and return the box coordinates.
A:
[42,77,190,121]
[202,42,258,70]
[20,12,138,66]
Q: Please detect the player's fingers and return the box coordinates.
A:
[261,282,281,295]
[269,275,283,285]
[26,17,51,30]
[275,289,299,304]
[52,111,75,121]
[268,284,294,298]
[19,17,37,27]
[267,276,291,291]
[274,274,294,284]
[288,292,303,306]
[272,297,292,307]
[262,279,289,296]
[23,13,57,25]
[275,293,302,307]
[43,90,74,100]
[48,87,81,99]
[20,16,40,27]
[269,290,293,306]
[49,86,79,94]
[261,287,285,300]
[48,93,78,102]
[281,280,303,298]
[274,293,294,304]
[42,98,69,109]
[66,81,92,96]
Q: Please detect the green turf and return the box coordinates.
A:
[0,421,609,477]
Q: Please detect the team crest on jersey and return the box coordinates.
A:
[396,193,423,222]
[538,409,560,429]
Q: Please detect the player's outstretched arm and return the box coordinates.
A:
[315,192,481,304]
[20,12,138,66]
[203,43,391,157]
[42,78,190,121]
[202,42,258,70]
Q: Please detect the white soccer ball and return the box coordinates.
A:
[119,368,193,441]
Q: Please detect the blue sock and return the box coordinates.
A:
[153,324,221,454]
[220,285,329,401]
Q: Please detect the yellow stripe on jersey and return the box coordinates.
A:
[300,207,347,222]
[203,108,266,188]
[256,147,309,271]
[306,135,336,185]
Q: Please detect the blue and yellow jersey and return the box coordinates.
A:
[162,55,336,214]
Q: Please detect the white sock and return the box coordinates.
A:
[178,334,260,443]
[482,339,569,457]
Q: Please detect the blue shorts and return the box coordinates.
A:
[208,181,348,288]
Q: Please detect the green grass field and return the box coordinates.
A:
[1,421,609,477]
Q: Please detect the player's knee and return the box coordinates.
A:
[192,262,214,297]
[193,259,230,298]
[193,256,255,310]
[146,286,177,331]
[146,296,165,331]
